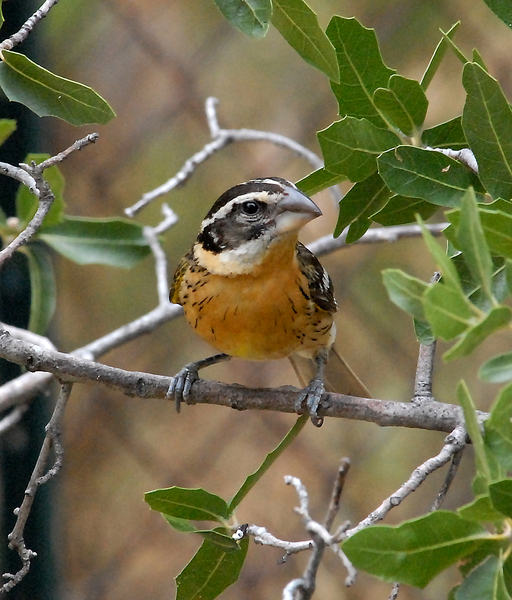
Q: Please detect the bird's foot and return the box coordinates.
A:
[295,378,325,427]
[167,363,200,413]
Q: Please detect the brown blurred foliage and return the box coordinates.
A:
[10,0,512,598]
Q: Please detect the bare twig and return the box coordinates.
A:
[1,383,73,593]
[0,0,61,52]
[125,97,324,217]
[0,405,28,435]
[309,222,447,257]
[235,524,313,556]
[0,134,99,267]
[344,426,467,538]
[142,204,178,306]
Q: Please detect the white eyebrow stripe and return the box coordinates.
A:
[200,190,279,231]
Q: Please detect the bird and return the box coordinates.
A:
[168,177,369,425]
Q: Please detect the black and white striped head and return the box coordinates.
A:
[195,178,321,264]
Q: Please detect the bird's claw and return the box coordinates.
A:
[167,364,199,413]
[295,379,325,427]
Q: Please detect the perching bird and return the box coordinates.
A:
[168,177,369,425]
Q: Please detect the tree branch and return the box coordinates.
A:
[0,328,477,434]
[0,0,62,52]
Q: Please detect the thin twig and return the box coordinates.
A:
[125,97,324,217]
[0,0,61,52]
[0,134,99,267]
[344,426,467,538]
[1,383,73,593]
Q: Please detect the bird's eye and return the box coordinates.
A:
[241,201,260,215]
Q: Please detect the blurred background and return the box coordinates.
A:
[2,0,512,598]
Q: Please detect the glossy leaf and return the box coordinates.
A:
[372,195,438,226]
[0,50,115,126]
[421,116,467,150]
[297,167,345,196]
[458,380,491,495]
[420,22,460,91]
[382,269,428,321]
[343,511,488,588]
[212,0,271,37]
[414,319,435,345]
[455,555,511,600]
[176,534,248,600]
[145,487,230,522]
[327,16,394,126]
[319,117,399,182]
[0,118,16,146]
[334,172,389,238]
[480,352,512,383]
[15,153,65,228]
[39,216,151,268]
[373,74,428,136]
[420,221,465,292]
[444,307,512,361]
[485,384,512,471]
[272,0,339,81]
[482,0,512,29]
[455,189,494,301]
[21,242,56,335]
[462,63,512,200]
[378,146,484,207]
[458,495,506,523]
[423,283,472,340]
[489,481,512,519]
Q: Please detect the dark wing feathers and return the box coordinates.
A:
[295,242,337,314]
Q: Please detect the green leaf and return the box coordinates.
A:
[162,515,240,551]
[346,218,371,244]
[212,0,271,37]
[423,283,472,340]
[458,380,491,494]
[163,515,198,533]
[0,3,3,29]
[15,153,65,228]
[342,511,488,588]
[176,533,248,600]
[462,63,512,200]
[484,384,512,472]
[480,352,512,383]
[271,0,339,82]
[482,0,512,29]
[414,319,435,345]
[420,220,465,292]
[296,168,346,196]
[382,269,428,321]
[453,189,494,301]
[373,74,428,136]
[456,555,511,600]
[421,116,467,150]
[420,22,460,91]
[20,242,56,335]
[450,254,507,312]
[372,195,438,226]
[39,216,151,268]
[489,481,512,518]
[0,50,115,126]
[458,495,506,523]
[334,172,389,237]
[145,487,230,522]
[318,117,400,182]
[477,209,512,260]
[378,146,484,207]
[327,16,395,126]
[444,307,512,361]
[0,118,16,146]
[229,414,307,512]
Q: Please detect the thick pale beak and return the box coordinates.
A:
[275,186,322,234]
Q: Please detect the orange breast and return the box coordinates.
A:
[177,245,333,361]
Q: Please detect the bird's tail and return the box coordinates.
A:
[289,345,371,398]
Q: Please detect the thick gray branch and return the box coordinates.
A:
[0,329,477,434]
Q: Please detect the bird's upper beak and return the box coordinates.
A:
[275,186,322,234]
